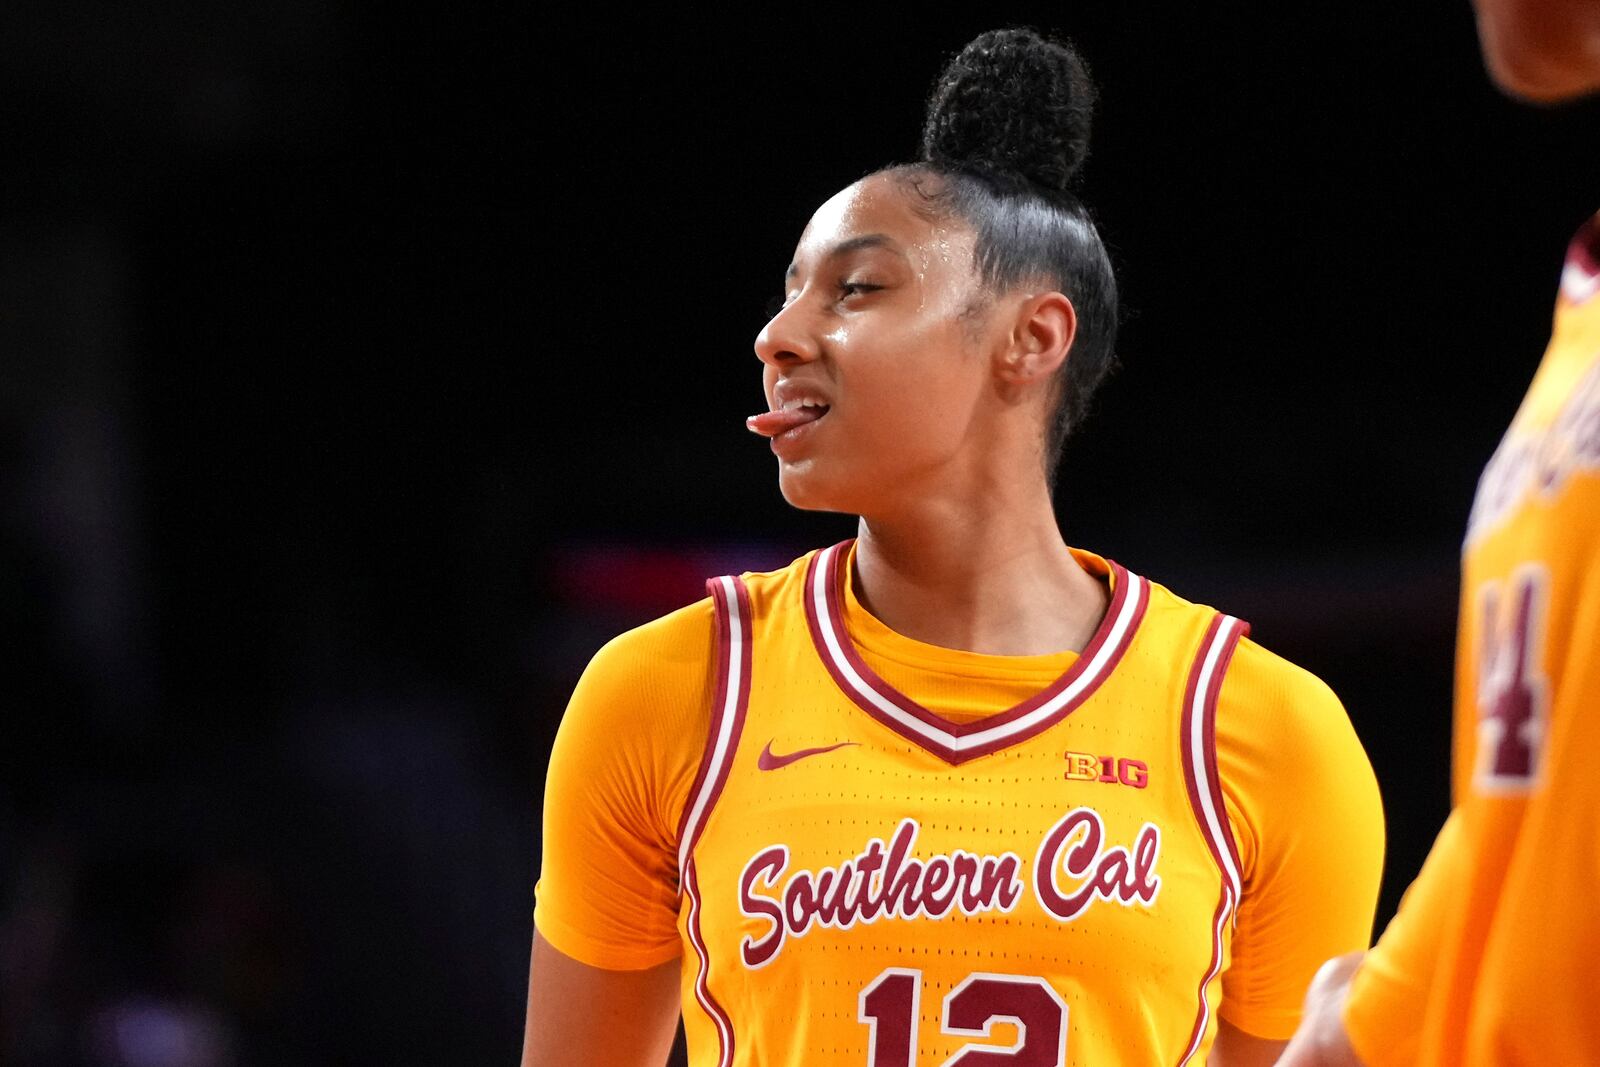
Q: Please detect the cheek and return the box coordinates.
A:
[842,323,979,455]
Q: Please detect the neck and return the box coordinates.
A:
[851,484,1108,657]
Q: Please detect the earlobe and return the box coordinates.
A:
[998,292,1077,385]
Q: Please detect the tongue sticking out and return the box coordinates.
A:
[746,406,828,438]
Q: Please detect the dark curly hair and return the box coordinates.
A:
[884,28,1118,473]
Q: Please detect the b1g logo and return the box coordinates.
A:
[1063,751,1148,788]
[1475,564,1551,792]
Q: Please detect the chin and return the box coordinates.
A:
[777,464,855,514]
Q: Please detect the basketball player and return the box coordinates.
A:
[525,30,1384,1067]
[1279,2,1600,1065]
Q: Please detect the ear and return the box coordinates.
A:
[995,291,1076,386]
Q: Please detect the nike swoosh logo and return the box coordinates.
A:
[758,740,859,771]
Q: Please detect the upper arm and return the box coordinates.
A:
[522,930,681,1067]
[533,598,715,970]
[1340,809,1470,1067]
[1213,639,1386,1041]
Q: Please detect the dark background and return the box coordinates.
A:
[3,3,1597,1064]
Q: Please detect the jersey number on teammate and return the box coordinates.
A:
[1476,565,1550,790]
[859,968,1069,1066]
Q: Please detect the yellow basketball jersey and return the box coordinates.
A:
[1344,214,1600,1065]
[674,541,1252,1067]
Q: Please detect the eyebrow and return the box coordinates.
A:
[785,233,902,281]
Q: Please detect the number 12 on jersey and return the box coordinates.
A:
[859,968,1069,1066]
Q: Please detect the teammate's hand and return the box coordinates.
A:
[1274,952,1366,1066]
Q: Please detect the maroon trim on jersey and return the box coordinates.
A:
[1561,214,1600,303]
[698,577,754,849]
[1569,215,1600,277]
[1179,614,1249,884]
[677,576,755,860]
[676,576,753,1067]
[1181,615,1224,874]
[803,538,1150,765]
[1202,620,1247,881]
[674,577,735,852]
[684,859,736,1067]
[1177,612,1249,1066]
[1177,881,1237,1067]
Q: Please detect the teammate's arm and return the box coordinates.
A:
[1280,802,1472,1066]
[522,931,680,1067]
[1210,1018,1287,1066]
[1274,953,1366,1067]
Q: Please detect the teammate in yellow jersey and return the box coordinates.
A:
[523,29,1385,1067]
[1279,2,1600,1066]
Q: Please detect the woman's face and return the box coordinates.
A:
[752,173,1000,515]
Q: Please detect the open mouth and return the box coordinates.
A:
[746,399,831,438]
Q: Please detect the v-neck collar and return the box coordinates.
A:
[802,539,1149,765]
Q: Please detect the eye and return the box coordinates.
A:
[839,281,883,299]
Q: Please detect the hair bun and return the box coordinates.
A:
[920,28,1096,195]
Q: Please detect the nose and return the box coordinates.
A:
[754,296,819,368]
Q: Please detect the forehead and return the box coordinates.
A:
[789,173,972,273]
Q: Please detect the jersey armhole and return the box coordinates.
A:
[1174,611,1251,1064]
[674,574,755,884]
[675,575,753,1066]
[1181,613,1249,891]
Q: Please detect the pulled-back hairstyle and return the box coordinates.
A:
[885,28,1119,472]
